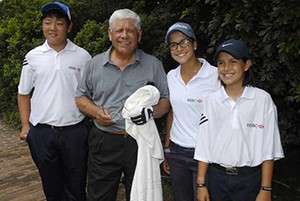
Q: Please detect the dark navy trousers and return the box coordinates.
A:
[164,141,198,201]
[87,125,138,201]
[27,121,88,201]
[207,164,262,201]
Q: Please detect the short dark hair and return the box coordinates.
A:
[42,9,71,26]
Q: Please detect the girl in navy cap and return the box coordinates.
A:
[163,22,220,201]
[194,39,284,201]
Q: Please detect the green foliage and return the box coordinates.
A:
[133,0,185,71]
[74,20,110,56]
[2,110,21,129]
[0,0,45,120]
[180,0,300,151]
[71,0,133,37]
[0,0,299,151]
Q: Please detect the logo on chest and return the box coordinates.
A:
[68,66,81,72]
[187,98,203,103]
[247,123,264,129]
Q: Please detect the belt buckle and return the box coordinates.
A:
[51,125,63,130]
[225,167,238,175]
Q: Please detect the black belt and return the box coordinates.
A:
[210,163,261,175]
[100,129,128,136]
[36,120,85,131]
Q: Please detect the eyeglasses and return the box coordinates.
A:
[168,38,193,51]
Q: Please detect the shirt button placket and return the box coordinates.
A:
[55,53,60,70]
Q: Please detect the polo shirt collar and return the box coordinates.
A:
[103,46,141,66]
[102,47,112,66]
[175,58,211,79]
[197,58,212,78]
[217,86,255,102]
[40,39,76,52]
[241,86,255,99]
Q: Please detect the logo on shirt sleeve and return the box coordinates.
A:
[199,113,208,125]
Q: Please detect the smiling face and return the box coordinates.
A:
[217,52,251,89]
[168,31,196,65]
[108,18,141,57]
[42,16,71,52]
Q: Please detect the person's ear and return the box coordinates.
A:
[138,30,142,43]
[193,40,197,50]
[244,59,252,71]
[67,21,73,33]
[108,28,112,41]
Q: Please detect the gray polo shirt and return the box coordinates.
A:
[76,47,169,132]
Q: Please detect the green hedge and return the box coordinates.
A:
[0,0,299,152]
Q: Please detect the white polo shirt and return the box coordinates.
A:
[18,40,91,126]
[167,58,220,148]
[194,86,284,167]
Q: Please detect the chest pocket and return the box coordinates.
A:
[125,78,152,94]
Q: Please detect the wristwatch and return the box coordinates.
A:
[164,146,170,153]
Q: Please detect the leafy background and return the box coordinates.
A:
[0,0,299,199]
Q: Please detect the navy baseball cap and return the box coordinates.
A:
[41,1,71,20]
[214,39,250,62]
[165,22,195,44]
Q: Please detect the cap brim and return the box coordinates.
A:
[214,48,245,63]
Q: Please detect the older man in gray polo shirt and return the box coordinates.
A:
[75,9,170,201]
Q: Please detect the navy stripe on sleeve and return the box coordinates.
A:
[23,59,28,66]
[199,114,208,125]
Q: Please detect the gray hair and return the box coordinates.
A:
[109,9,141,33]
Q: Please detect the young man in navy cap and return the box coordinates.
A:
[18,2,91,200]
[194,39,284,201]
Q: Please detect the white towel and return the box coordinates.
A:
[122,85,164,201]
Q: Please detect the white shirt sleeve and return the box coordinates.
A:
[194,103,211,163]
[262,102,284,161]
[18,57,34,95]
